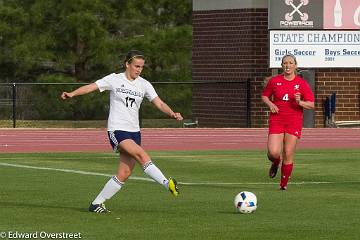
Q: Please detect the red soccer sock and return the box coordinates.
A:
[280,163,294,188]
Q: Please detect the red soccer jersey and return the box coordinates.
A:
[262,74,314,116]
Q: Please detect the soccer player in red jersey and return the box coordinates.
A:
[262,54,315,190]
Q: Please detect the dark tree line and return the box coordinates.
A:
[0,0,192,121]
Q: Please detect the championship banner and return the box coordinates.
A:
[269,30,360,68]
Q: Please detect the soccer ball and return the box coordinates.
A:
[234,191,257,214]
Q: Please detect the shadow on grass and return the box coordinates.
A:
[0,201,86,212]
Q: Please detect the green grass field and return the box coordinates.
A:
[0,149,359,240]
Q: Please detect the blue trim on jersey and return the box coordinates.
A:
[107,130,141,152]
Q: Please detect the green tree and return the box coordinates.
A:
[0,0,192,122]
[0,2,31,80]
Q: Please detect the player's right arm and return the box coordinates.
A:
[61,83,98,100]
[261,77,279,114]
[262,95,279,114]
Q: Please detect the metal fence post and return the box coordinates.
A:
[12,83,16,128]
[246,79,251,128]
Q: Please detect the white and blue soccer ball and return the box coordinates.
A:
[234,191,257,214]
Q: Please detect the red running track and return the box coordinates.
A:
[0,128,359,153]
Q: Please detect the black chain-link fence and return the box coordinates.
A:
[0,81,250,128]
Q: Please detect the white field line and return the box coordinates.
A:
[0,162,153,182]
[0,162,359,186]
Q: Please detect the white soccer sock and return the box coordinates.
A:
[143,161,168,189]
[92,176,124,205]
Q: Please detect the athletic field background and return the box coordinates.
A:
[0,128,359,239]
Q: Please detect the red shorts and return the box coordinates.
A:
[268,115,303,138]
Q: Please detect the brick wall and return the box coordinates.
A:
[192,82,249,127]
[193,8,360,128]
[315,69,360,127]
[192,8,271,127]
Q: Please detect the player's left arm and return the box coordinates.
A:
[295,94,314,109]
[295,82,315,110]
[151,96,183,121]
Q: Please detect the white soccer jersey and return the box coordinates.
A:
[95,73,158,132]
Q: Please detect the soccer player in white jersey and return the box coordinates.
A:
[61,50,183,213]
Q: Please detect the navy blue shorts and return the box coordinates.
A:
[108,130,141,152]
